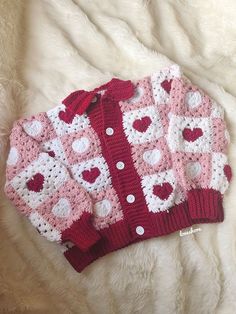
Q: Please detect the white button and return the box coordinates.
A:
[106,127,114,136]
[136,226,144,235]
[116,161,125,170]
[126,194,135,203]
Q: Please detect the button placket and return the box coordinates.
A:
[96,87,149,240]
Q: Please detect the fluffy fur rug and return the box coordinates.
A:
[1,0,236,313]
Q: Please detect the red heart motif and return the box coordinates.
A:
[58,109,75,124]
[161,79,173,94]
[132,116,152,133]
[153,182,173,200]
[224,165,232,182]
[82,167,101,184]
[26,173,45,192]
[47,150,55,157]
[182,128,203,142]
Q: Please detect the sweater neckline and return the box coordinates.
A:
[61,63,181,116]
[61,77,135,119]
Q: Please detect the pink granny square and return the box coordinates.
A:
[90,187,123,230]
[170,79,212,118]
[119,77,155,112]
[212,118,228,153]
[60,127,102,165]
[131,136,172,177]
[171,152,211,190]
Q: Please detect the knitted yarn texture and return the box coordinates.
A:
[4,64,232,272]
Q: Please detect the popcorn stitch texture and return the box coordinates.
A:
[4,64,232,272]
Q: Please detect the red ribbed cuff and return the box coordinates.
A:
[61,212,101,252]
[187,189,224,223]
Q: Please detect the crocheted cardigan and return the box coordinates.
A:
[4,64,232,272]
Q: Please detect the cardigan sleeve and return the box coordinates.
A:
[4,121,101,251]
[167,75,232,222]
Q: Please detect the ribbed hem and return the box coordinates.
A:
[187,189,224,223]
[61,212,101,252]
[64,190,225,272]
[64,220,132,272]
[64,201,194,272]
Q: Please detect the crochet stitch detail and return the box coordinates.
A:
[4,63,232,272]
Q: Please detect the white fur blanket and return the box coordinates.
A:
[1,1,236,313]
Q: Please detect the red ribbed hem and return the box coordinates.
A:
[64,201,194,272]
[187,189,224,223]
[64,190,225,272]
[61,212,101,252]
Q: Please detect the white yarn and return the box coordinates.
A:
[52,198,71,218]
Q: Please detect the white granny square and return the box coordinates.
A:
[141,169,183,212]
[41,137,68,166]
[11,153,70,209]
[210,152,229,194]
[47,104,90,136]
[71,155,111,192]
[122,105,163,145]
[151,64,181,104]
[167,115,212,153]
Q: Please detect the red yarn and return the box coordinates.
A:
[182,127,203,142]
[62,78,135,116]
[26,173,45,192]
